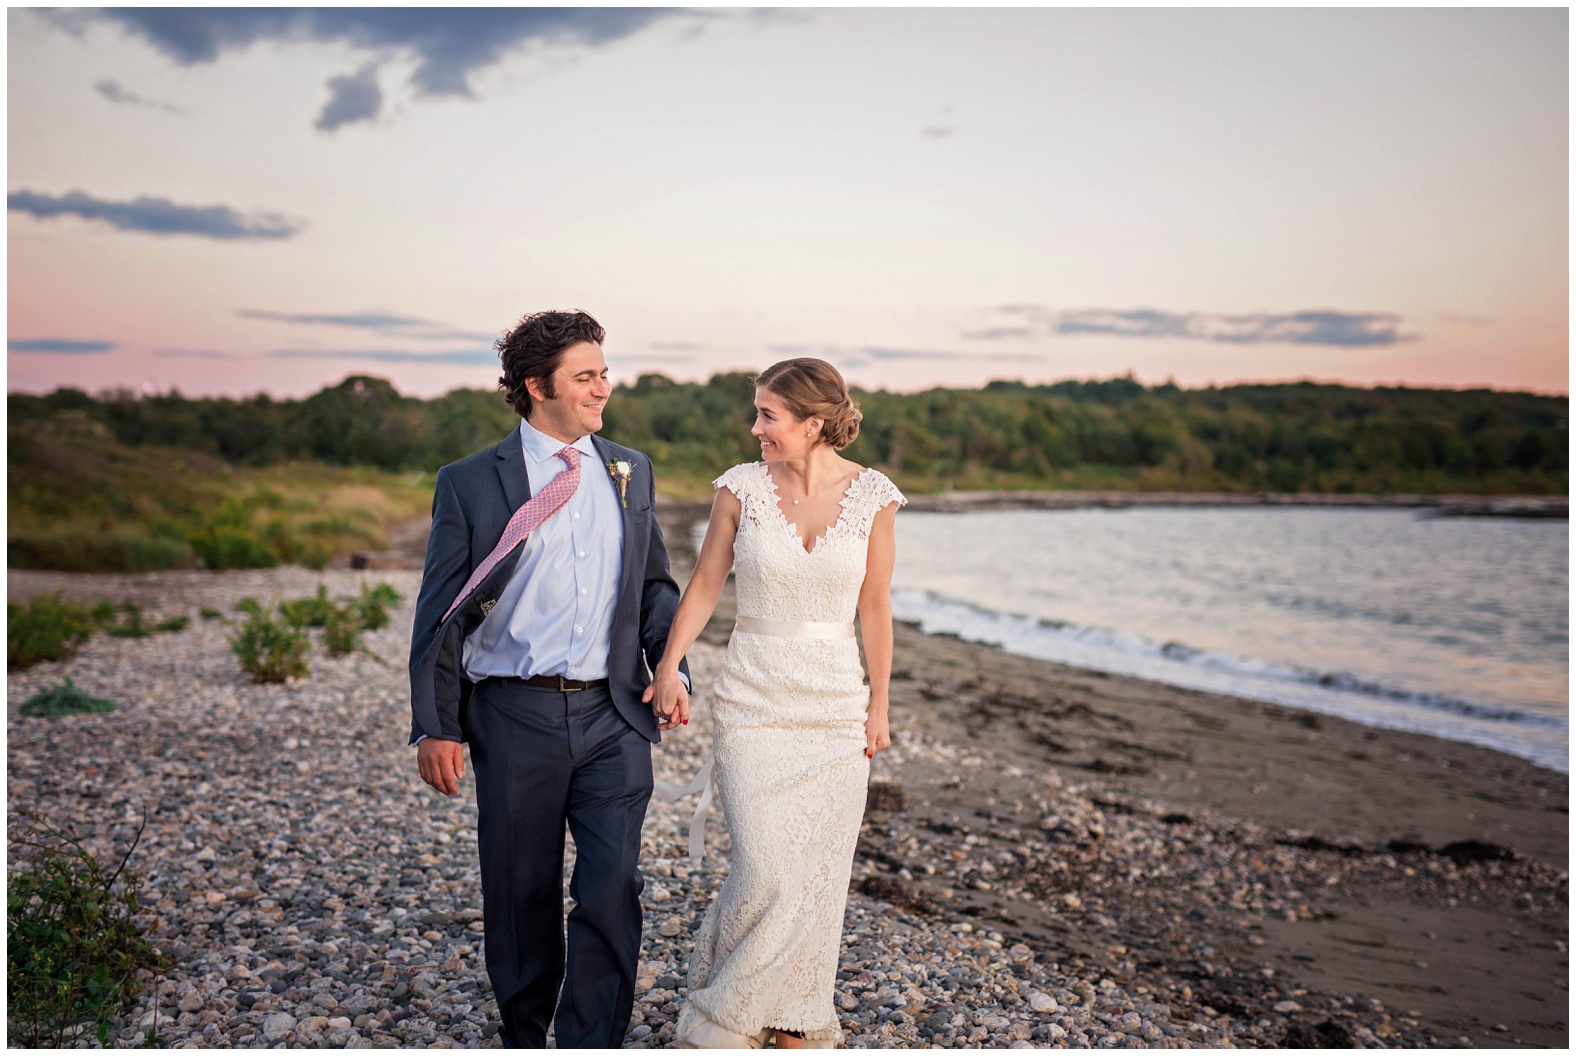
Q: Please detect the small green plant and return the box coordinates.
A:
[102,602,151,639]
[8,596,190,669]
[228,608,310,683]
[233,597,264,617]
[87,599,123,625]
[199,606,223,621]
[321,604,364,656]
[96,603,190,640]
[353,580,403,631]
[7,594,100,670]
[279,585,335,629]
[7,813,165,1047]
[19,677,118,717]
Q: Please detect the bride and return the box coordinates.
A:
[648,358,905,1049]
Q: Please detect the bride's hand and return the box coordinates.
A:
[643,667,691,731]
[864,709,890,759]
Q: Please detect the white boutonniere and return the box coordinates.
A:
[607,459,633,508]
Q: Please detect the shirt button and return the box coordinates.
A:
[575,626,583,634]
[574,512,581,519]
[580,588,588,595]
[578,550,586,558]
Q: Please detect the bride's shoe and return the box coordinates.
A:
[678,1013,770,1049]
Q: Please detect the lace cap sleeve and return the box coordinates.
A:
[869,470,907,512]
[713,462,756,496]
[851,469,906,514]
[714,462,774,527]
[841,469,906,540]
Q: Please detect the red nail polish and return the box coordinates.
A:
[682,719,689,725]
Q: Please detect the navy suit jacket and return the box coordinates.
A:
[408,429,686,745]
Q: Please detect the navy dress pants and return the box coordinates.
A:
[464,678,652,1048]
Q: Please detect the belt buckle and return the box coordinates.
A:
[559,675,582,692]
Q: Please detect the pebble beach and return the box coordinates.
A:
[6,559,1567,1049]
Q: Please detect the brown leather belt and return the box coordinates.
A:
[510,674,610,692]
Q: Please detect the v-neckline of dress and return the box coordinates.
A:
[759,461,870,557]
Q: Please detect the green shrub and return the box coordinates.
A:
[184,501,279,570]
[229,608,310,683]
[321,604,364,656]
[353,581,403,631]
[199,607,223,621]
[262,518,304,564]
[102,603,151,639]
[7,814,164,1047]
[7,594,100,670]
[19,677,118,717]
[233,597,264,617]
[95,604,190,640]
[279,585,334,628]
[366,582,403,607]
[8,596,188,669]
[6,529,193,573]
[87,599,121,625]
[188,530,278,570]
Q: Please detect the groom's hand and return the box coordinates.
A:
[643,670,691,731]
[417,738,465,796]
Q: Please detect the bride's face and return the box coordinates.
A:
[751,387,816,459]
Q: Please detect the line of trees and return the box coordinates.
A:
[8,373,1567,494]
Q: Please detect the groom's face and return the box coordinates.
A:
[528,341,611,442]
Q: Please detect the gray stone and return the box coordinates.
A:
[261,1013,296,1038]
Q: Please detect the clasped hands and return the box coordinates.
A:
[642,665,691,731]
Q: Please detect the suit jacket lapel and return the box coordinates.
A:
[495,425,532,514]
[592,435,637,596]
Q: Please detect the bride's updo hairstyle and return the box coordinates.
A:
[753,358,863,450]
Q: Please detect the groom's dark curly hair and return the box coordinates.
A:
[496,309,606,419]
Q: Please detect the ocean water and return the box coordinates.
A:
[888,507,1569,772]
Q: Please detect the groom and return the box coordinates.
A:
[408,309,689,1048]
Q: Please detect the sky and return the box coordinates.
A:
[6,6,1569,399]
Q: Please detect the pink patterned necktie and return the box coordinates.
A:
[443,446,582,622]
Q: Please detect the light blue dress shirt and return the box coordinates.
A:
[462,419,623,681]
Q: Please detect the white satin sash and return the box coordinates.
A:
[652,756,714,863]
[734,615,855,640]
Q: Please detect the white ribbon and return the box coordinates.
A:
[734,615,855,640]
[652,755,715,863]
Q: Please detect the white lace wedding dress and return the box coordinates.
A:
[678,462,906,1047]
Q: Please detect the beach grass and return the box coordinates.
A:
[8,425,432,574]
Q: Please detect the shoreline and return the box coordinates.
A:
[651,498,1569,777]
[656,490,1569,518]
[900,490,1569,517]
